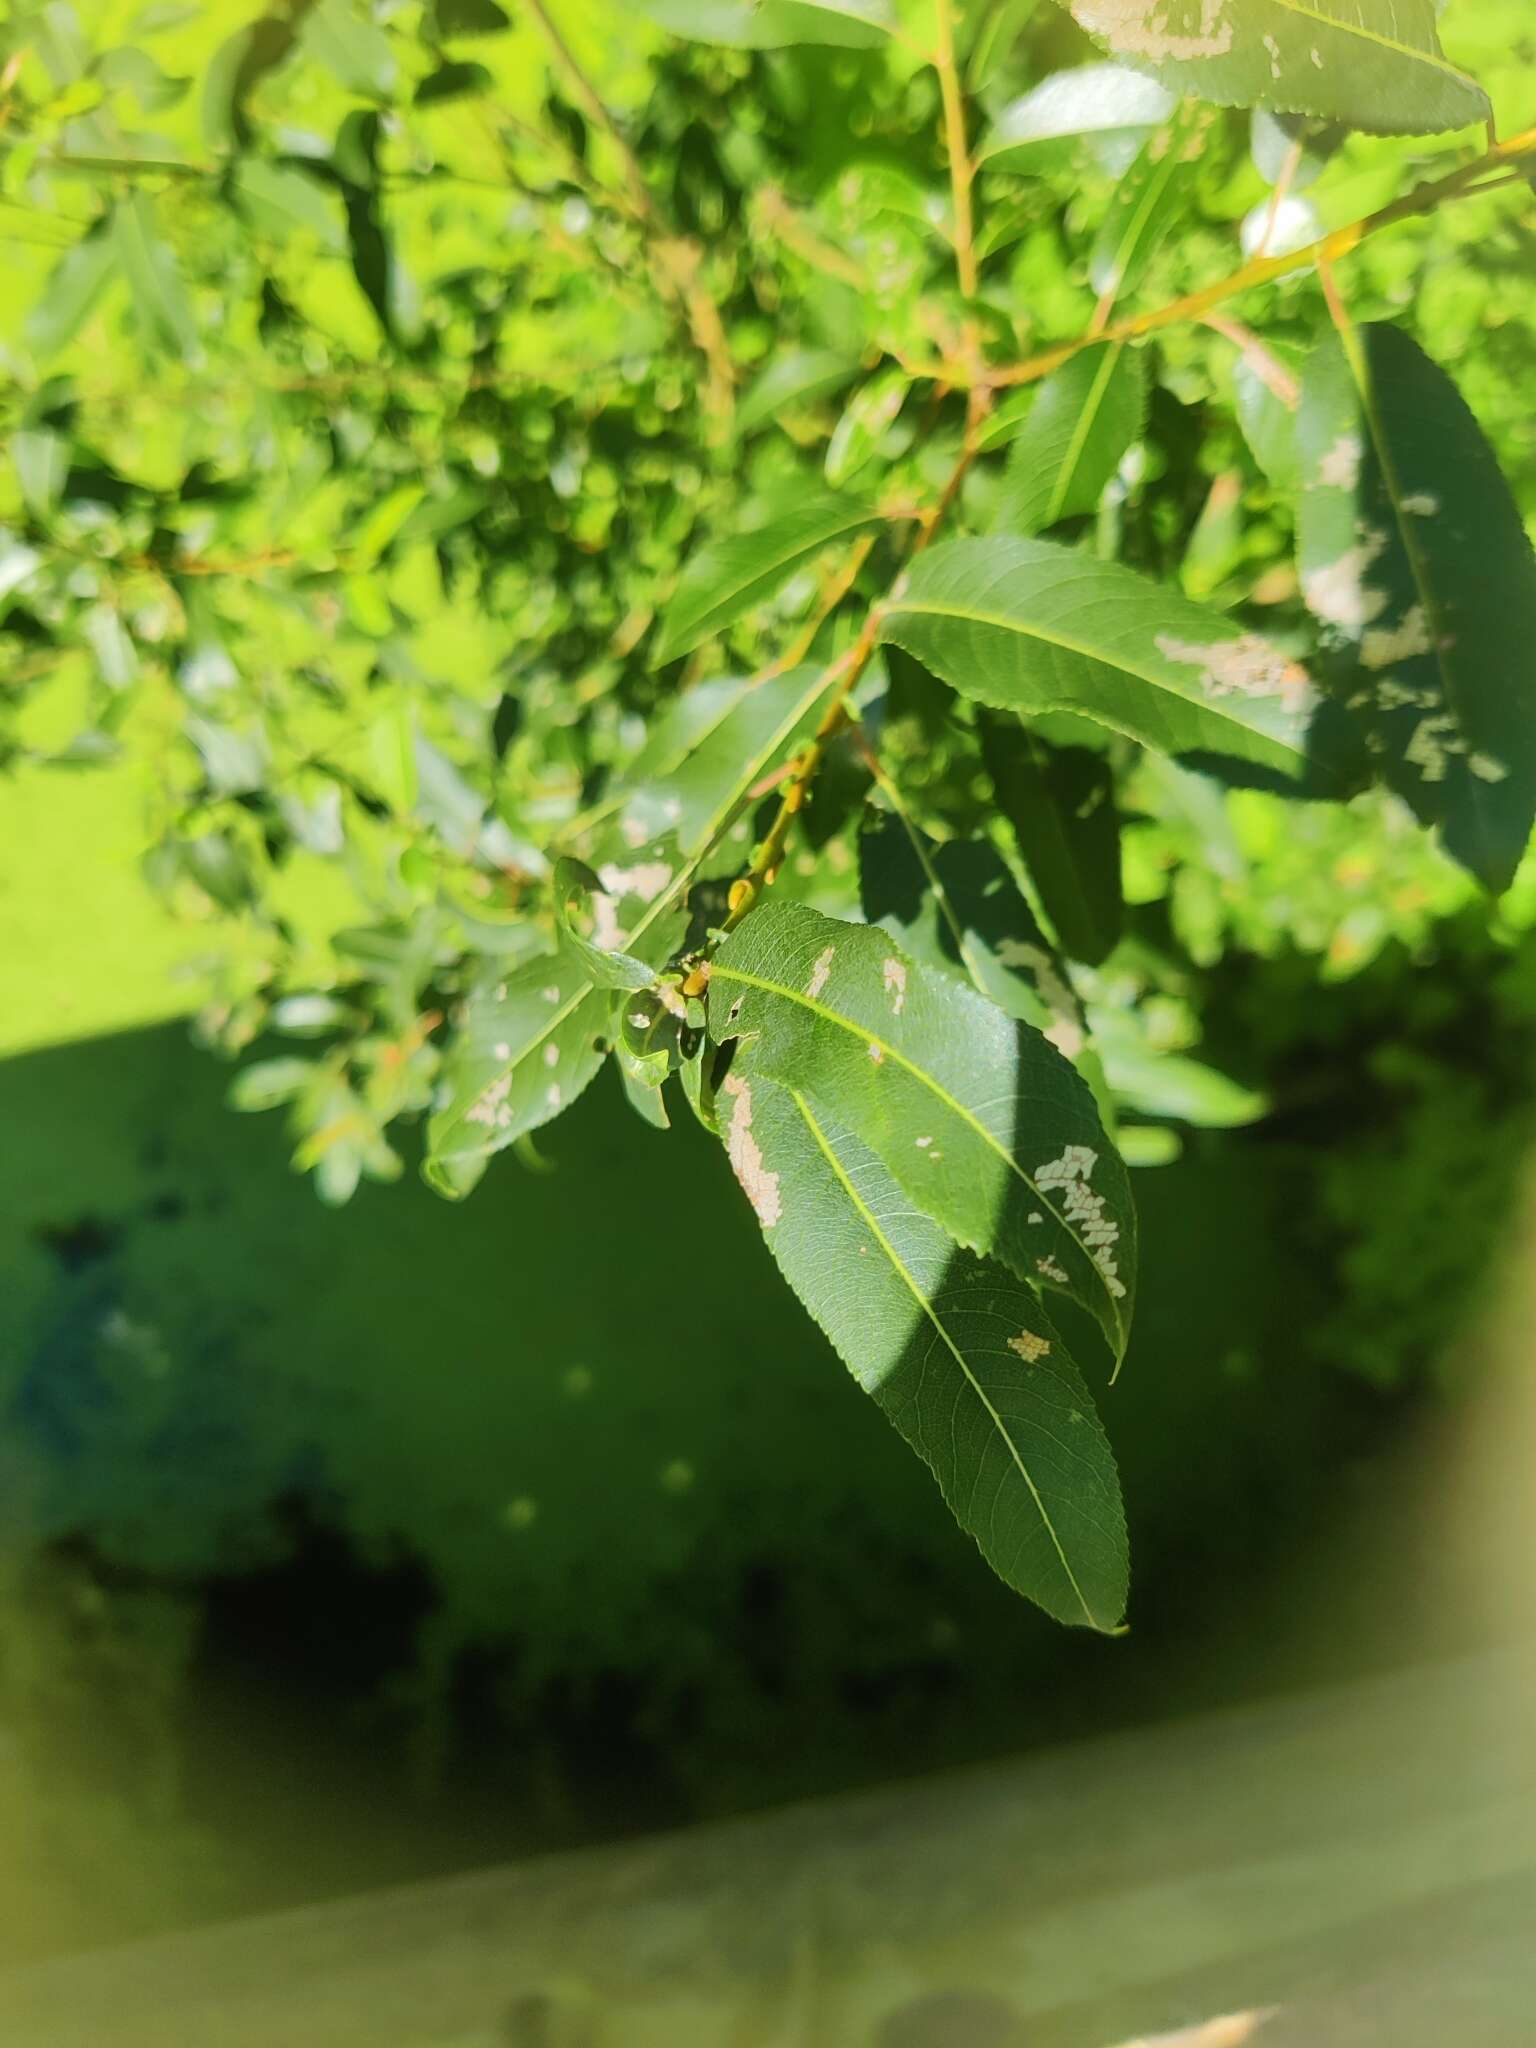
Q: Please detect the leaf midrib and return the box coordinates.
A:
[790,1087,1098,1628]
[1266,0,1479,91]
[881,587,1301,758]
[665,503,879,654]
[709,955,1127,1350]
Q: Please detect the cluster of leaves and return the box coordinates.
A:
[4,0,1536,1627]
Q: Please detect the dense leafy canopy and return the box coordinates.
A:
[3,0,1534,1624]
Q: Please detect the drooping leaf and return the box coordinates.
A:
[1089,105,1212,307]
[879,536,1320,781]
[992,342,1147,534]
[1066,0,1488,138]
[708,899,1136,1359]
[977,62,1175,175]
[415,59,492,104]
[203,3,317,151]
[656,493,881,662]
[735,348,861,435]
[825,368,911,489]
[981,719,1124,965]
[1296,323,1536,892]
[613,665,836,852]
[425,946,613,1195]
[1231,334,1304,487]
[858,810,1074,1038]
[639,0,893,46]
[717,1068,1128,1627]
[25,231,119,359]
[554,857,668,991]
[112,193,199,361]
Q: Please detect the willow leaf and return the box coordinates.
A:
[1089,105,1211,306]
[858,811,1074,1039]
[1296,324,1536,892]
[708,900,1136,1360]
[554,859,660,992]
[718,1069,1128,1628]
[1067,0,1488,138]
[641,0,893,51]
[993,343,1147,535]
[657,494,881,662]
[978,63,1175,174]
[982,721,1124,967]
[879,536,1318,781]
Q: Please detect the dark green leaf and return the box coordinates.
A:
[415,60,492,104]
[717,1068,1128,1626]
[735,349,861,435]
[981,720,1123,965]
[1296,323,1536,892]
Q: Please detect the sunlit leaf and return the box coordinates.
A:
[978,62,1175,174]
[639,0,893,46]
[656,493,881,662]
[1066,0,1488,137]
[709,899,1136,1359]
[879,536,1320,780]
[991,342,1147,534]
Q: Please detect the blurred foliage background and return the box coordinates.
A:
[1,0,1534,1967]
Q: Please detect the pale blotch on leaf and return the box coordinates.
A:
[542,985,561,1004]
[806,944,835,999]
[1303,539,1390,631]
[1317,432,1363,491]
[1156,632,1313,713]
[1361,605,1432,672]
[1037,1142,1126,1299]
[493,1039,511,1060]
[1036,1255,1069,1284]
[868,1041,885,1064]
[722,1072,782,1228]
[1008,1331,1052,1365]
[547,1081,562,1108]
[598,857,673,903]
[1401,491,1440,518]
[543,1041,560,1068]
[1470,751,1510,784]
[466,1072,513,1130]
[882,956,908,1015]
[1072,0,1232,61]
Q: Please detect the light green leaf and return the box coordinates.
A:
[708,899,1136,1359]
[112,193,199,361]
[825,368,911,488]
[736,349,861,435]
[879,536,1320,780]
[657,493,881,662]
[301,0,397,96]
[425,946,613,1194]
[554,857,666,991]
[1089,106,1211,306]
[1065,0,1488,137]
[229,1057,315,1112]
[992,342,1147,534]
[615,665,836,853]
[1296,323,1536,893]
[717,1068,1128,1627]
[978,62,1175,175]
[639,0,893,46]
[981,721,1124,966]
[26,232,118,358]
[13,429,70,517]
[233,159,345,248]
[1231,335,1304,488]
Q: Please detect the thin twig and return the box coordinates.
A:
[934,0,978,302]
[989,124,1536,391]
